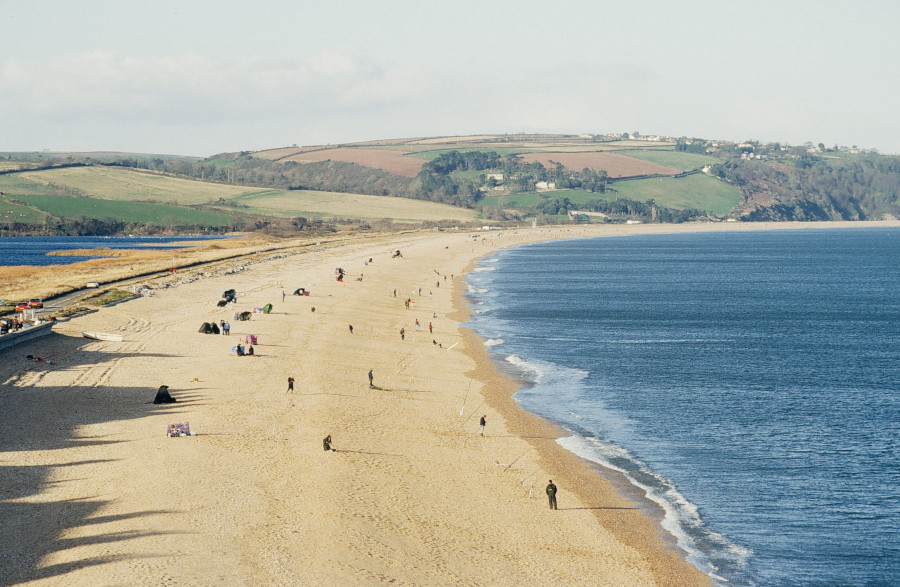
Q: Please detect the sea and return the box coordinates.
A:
[0,235,230,267]
[465,227,899,586]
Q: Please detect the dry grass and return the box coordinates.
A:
[238,189,477,222]
[46,248,134,258]
[0,161,29,172]
[0,233,292,302]
[19,166,253,204]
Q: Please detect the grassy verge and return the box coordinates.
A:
[86,289,136,306]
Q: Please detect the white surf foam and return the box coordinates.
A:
[556,434,751,583]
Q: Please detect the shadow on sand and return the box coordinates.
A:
[0,333,196,585]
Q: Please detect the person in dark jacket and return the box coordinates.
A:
[153,385,177,404]
[323,435,335,452]
[546,480,557,510]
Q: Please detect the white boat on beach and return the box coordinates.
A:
[81,331,123,342]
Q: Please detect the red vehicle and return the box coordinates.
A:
[15,301,30,312]
[29,298,43,308]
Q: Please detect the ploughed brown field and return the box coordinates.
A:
[253,138,684,180]
[518,152,679,177]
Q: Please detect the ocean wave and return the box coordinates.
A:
[557,434,751,583]
[504,354,588,386]
[467,285,488,294]
[484,338,504,347]
[472,266,496,272]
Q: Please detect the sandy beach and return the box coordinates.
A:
[2,220,895,585]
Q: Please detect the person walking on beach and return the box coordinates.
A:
[400,328,405,340]
[349,324,354,334]
[546,480,557,510]
[287,376,294,392]
[368,369,374,389]
[479,415,486,436]
[415,319,420,331]
[282,290,286,302]
[428,322,433,334]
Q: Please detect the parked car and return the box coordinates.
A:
[29,298,43,308]
[15,301,30,312]
[86,281,100,288]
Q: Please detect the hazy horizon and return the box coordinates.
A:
[3,1,899,157]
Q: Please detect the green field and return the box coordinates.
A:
[1,166,478,225]
[0,174,66,196]
[480,173,740,215]
[614,149,718,171]
[230,189,478,223]
[610,173,740,214]
[0,197,50,223]
[10,195,239,226]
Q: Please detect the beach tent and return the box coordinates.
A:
[210,322,220,334]
[262,303,273,314]
[293,288,309,296]
[222,289,236,299]
[217,299,228,307]
[238,311,252,321]
[153,385,177,404]
[198,322,214,333]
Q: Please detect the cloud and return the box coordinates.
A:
[0,49,438,127]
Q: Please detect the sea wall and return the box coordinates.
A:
[0,321,55,352]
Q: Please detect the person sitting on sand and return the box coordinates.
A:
[323,434,336,452]
[153,385,177,404]
[247,344,254,356]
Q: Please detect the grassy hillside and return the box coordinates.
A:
[610,174,741,215]
[0,197,50,224]
[481,173,740,216]
[10,195,238,227]
[228,189,477,223]
[0,164,478,230]
[16,166,251,204]
[614,150,718,171]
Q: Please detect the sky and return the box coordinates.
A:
[2,1,899,156]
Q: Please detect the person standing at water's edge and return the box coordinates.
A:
[546,480,557,510]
